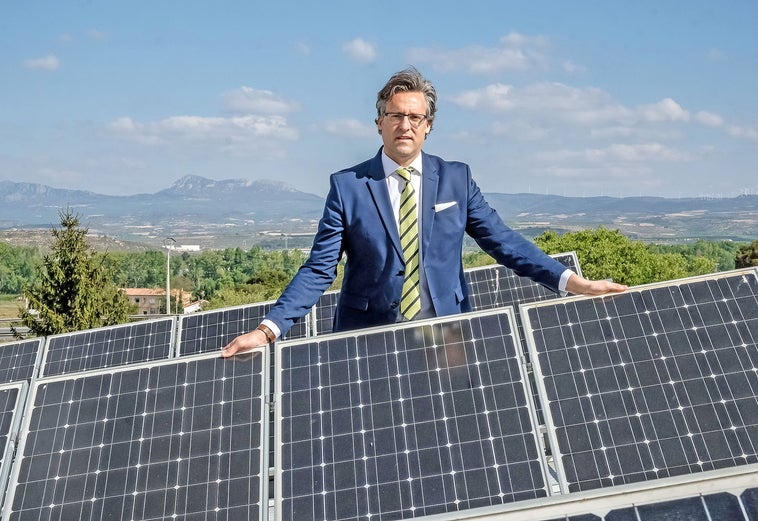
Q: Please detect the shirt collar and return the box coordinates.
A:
[381,150,423,178]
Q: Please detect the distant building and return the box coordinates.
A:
[123,288,164,315]
[122,288,201,315]
[166,244,201,252]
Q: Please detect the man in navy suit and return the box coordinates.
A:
[222,67,626,356]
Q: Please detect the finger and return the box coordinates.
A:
[220,339,239,357]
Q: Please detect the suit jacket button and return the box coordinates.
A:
[390,301,399,309]
[397,270,405,276]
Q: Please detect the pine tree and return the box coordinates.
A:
[14,208,134,338]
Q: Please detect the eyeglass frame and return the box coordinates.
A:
[381,112,429,128]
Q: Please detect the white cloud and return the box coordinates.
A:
[295,42,311,56]
[323,118,375,138]
[452,82,635,125]
[491,120,551,140]
[222,87,299,115]
[540,143,692,164]
[694,111,724,127]
[87,29,106,40]
[407,32,549,74]
[106,114,298,146]
[561,60,586,74]
[23,54,60,71]
[342,38,377,63]
[638,98,690,122]
[727,125,758,142]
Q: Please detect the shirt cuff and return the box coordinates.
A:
[260,319,281,340]
[558,269,573,296]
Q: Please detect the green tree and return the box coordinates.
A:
[649,239,741,271]
[534,227,716,286]
[15,209,134,338]
[0,242,39,293]
[735,240,758,268]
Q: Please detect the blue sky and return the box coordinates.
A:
[2,1,757,198]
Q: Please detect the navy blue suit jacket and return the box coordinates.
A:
[265,149,567,335]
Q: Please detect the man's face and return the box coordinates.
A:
[377,91,430,166]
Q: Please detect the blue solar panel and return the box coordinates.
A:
[0,382,27,515]
[312,290,339,337]
[454,464,758,520]
[4,349,268,521]
[310,253,581,338]
[523,269,758,493]
[0,339,43,384]
[276,308,548,521]
[176,300,308,356]
[465,252,581,313]
[41,318,176,377]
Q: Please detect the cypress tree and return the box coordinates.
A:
[14,208,133,338]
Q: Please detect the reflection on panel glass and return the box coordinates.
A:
[277,309,547,521]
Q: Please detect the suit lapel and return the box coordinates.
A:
[421,153,439,254]
[365,152,403,258]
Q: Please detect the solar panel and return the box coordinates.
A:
[276,308,549,521]
[176,300,308,356]
[428,464,758,521]
[3,348,269,521]
[0,339,43,384]
[312,290,340,337]
[522,269,758,494]
[0,382,27,514]
[40,317,176,378]
[309,253,581,339]
[464,252,581,313]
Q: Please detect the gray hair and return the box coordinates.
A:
[376,67,437,128]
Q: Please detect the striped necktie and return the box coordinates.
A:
[396,167,421,320]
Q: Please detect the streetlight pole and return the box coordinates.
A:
[163,237,176,314]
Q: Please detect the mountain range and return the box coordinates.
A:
[1,175,756,248]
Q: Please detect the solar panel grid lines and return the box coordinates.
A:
[464,252,582,314]
[2,348,269,521]
[0,382,27,514]
[521,268,758,494]
[176,300,309,357]
[0,340,43,384]
[276,308,550,521]
[312,291,340,337]
[41,317,177,378]
[310,252,581,339]
[425,464,758,521]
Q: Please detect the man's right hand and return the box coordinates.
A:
[221,329,268,358]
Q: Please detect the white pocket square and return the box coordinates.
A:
[434,201,457,212]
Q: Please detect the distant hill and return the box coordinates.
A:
[0,176,325,228]
[1,176,756,248]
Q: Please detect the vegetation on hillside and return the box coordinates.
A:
[2,225,754,332]
[533,228,717,285]
[735,240,758,268]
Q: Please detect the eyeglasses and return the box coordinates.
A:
[383,112,428,128]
